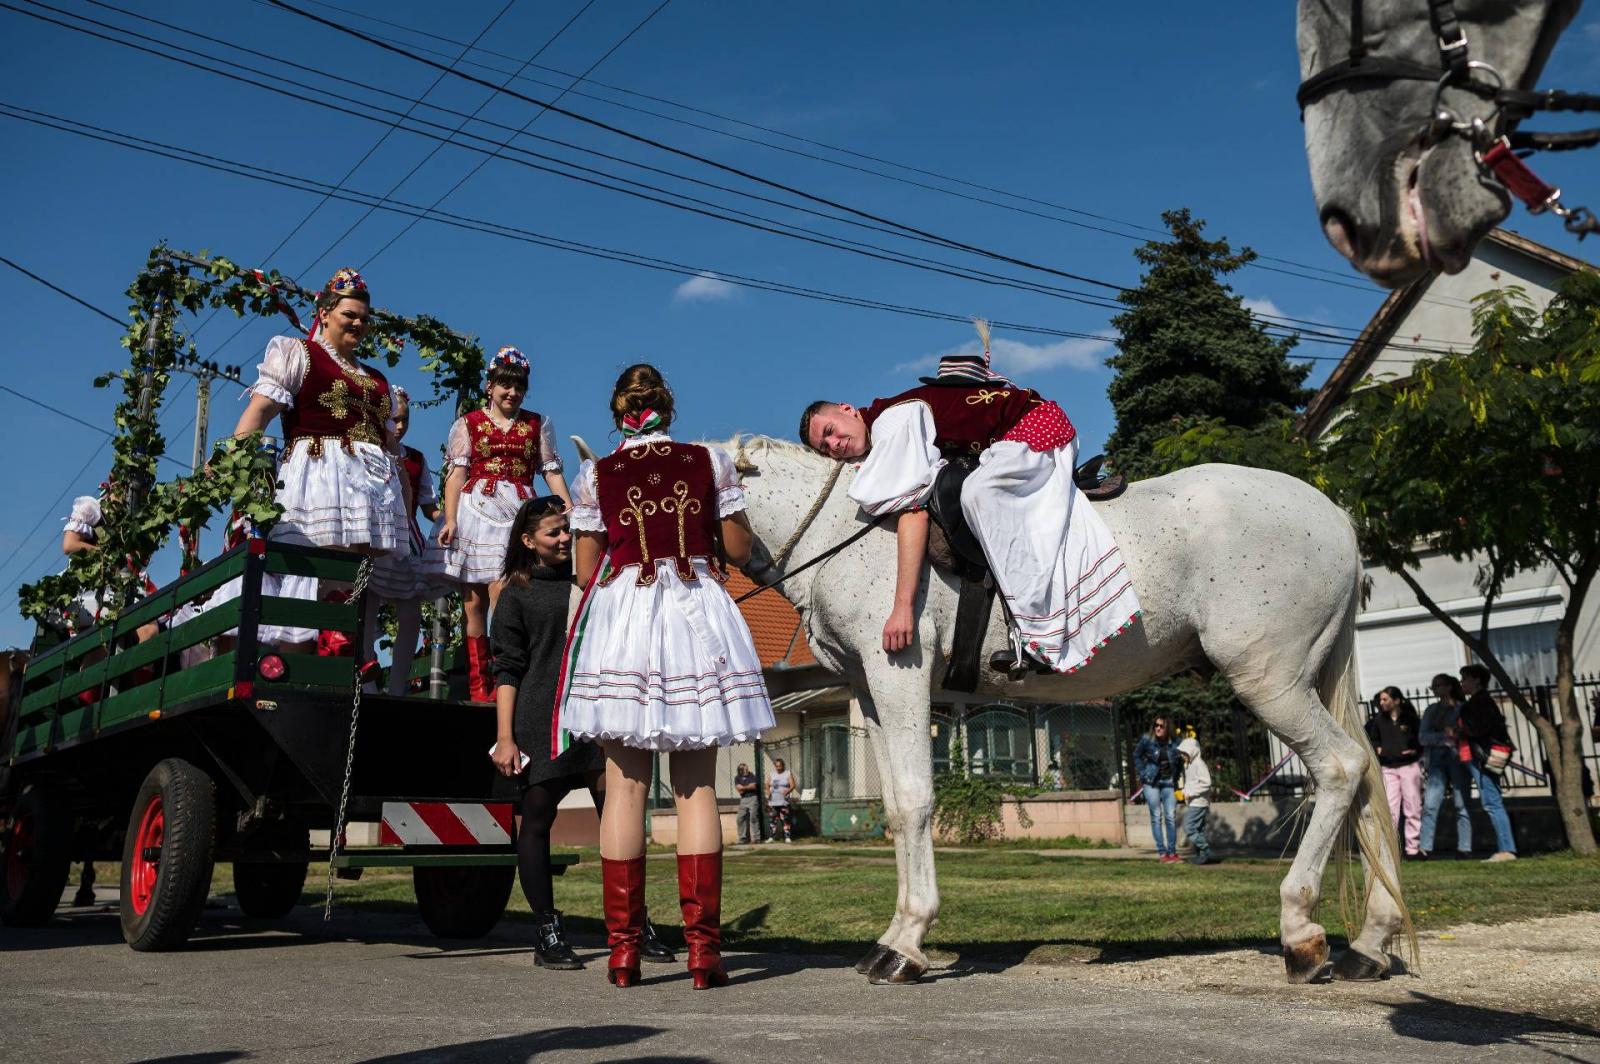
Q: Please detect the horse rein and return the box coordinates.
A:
[1297,0,1600,237]
[735,456,889,605]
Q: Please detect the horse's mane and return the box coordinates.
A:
[700,434,831,468]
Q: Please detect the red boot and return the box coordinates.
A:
[601,856,645,987]
[678,851,728,989]
[464,635,494,703]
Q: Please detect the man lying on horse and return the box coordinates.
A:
[799,322,1141,675]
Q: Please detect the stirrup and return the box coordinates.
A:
[988,628,1032,680]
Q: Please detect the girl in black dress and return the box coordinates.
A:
[490,496,673,969]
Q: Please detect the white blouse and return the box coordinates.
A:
[249,335,402,420]
[443,411,563,474]
[846,401,944,517]
[569,433,746,533]
[64,495,102,537]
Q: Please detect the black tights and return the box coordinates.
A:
[517,774,603,915]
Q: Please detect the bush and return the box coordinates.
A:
[932,773,1035,844]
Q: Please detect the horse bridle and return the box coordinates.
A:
[735,454,890,605]
[1297,0,1600,237]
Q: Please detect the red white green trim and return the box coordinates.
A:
[552,552,612,757]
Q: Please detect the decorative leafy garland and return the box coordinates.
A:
[20,244,484,631]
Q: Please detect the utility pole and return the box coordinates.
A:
[173,355,243,471]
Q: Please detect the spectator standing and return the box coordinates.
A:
[1365,687,1424,857]
[1133,716,1183,862]
[766,758,796,843]
[734,762,763,845]
[1459,665,1518,862]
[1177,736,1214,865]
[1419,674,1473,858]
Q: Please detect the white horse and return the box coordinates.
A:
[718,436,1410,985]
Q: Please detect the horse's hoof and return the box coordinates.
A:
[866,947,927,985]
[855,943,891,975]
[1282,935,1332,984]
[1331,948,1390,982]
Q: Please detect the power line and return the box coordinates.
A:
[363,0,665,270]
[0,254,124,326]
[0,441,109,596]
[0,101,1449,365]
[0,384,190,469]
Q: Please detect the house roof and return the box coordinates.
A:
[1298,228,1591,439]
[725,570,818,669]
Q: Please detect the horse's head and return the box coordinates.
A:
[1297,0,1580,286]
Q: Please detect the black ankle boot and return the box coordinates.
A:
[640,909,677,964]
[533,910,583,970]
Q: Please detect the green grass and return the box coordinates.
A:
[304,847,1600,963]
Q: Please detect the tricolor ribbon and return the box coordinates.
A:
[251,269,309,336]
[619,408,663,437]
[551,551,612,757]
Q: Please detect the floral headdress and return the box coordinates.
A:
[489,346,530,375]
[326,267,368,296]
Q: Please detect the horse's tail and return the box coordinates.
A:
[1319,576,1417,964]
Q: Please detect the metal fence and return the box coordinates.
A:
[1263,674,1600,798]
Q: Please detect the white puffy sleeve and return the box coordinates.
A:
[537,415,563,474]
[64,496,101,534]
[250,336,308,407]
[846,401,943,517]
[569,459,604,532]
[444,417,472,469]
[706,446,746,518]
[415,451,438,510]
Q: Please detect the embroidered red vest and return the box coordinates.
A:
[463,409,542,498]
[860,383,1044,459]
[400,445,427,534]
[279,339,392,457]
[595,440,723,587]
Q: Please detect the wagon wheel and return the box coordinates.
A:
[120,758,216,951]
[412,864,515,939]
[233,825,311,920]
[0,784,73,927]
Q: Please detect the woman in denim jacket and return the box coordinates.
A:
[1133,716,1184,862]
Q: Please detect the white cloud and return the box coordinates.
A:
[672,272,737,303]
[1241,296,1288,326]
[893,335,1113,377]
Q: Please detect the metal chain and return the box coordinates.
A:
[323,555,374,921]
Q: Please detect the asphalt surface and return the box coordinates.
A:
[3,891,1597,1064]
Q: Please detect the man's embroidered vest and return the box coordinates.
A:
[860,383,1044,459]
[595,440,723,586]
[279,339,392,457]
[463,409,543,497]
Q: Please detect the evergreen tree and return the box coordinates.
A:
[1105,209,1312,479]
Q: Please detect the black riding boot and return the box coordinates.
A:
[640,908,677,963]
[533,910,583,970]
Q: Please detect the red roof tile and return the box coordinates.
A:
[725,571,818,669]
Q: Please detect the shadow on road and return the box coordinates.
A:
[123,1028,711,1064]
[1383,992,1600,1060]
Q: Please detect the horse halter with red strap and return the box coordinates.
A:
[1297,0,1600,238]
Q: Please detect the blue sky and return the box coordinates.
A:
[2,1,1597,647]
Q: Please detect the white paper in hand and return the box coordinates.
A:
[489,742,531,771]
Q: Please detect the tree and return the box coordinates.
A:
[1323,276,1600,854]
[1105,209,1312,479]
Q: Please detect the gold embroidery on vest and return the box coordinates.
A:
[628,441,672,460]
[965,389,1011,405]
[618,486,659,584]
[661,480,704,581]
[315,379,387,445]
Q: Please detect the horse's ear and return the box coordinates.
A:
[571,435,598,463]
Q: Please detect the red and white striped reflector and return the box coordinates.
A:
[378,802,514,846]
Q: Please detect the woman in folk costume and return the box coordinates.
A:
[800,321,1141,674]
[59,489,159,643]
[426,347,569,702]
[230,267,408,649]
[364,386,440,694]
[558,363,774,989]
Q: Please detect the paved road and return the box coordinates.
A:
[3,894,1597,1064]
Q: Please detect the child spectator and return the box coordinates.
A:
[1177,736,1214,865]
[1366,687,1423,858]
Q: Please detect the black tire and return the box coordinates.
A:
[412,864,515,939]
[233,825,311,919]
[120,758,216,951]
[0,784,73,927]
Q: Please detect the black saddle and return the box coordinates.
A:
[925,454,1125,689]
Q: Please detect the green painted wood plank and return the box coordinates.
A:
[265,551,361,582]
[102,638,169,682]
[97,681,165,730]
[258,653,354,690]
[155,652,237,707]
[52,704,95,745]
[258,597,358,634]
[12,721,48,758]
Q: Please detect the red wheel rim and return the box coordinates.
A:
[4,814,33,900]
[130,795,164,916]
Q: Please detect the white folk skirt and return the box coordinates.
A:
[557,558,775,752]
[423,481,524,588]
[372,523,428,601]
[961,438,1141,674]
[210,439,405,644]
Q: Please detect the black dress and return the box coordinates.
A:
[489,565,605,791]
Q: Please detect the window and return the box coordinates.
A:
[1480,621,1559,686]
[963,704,1034,780]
